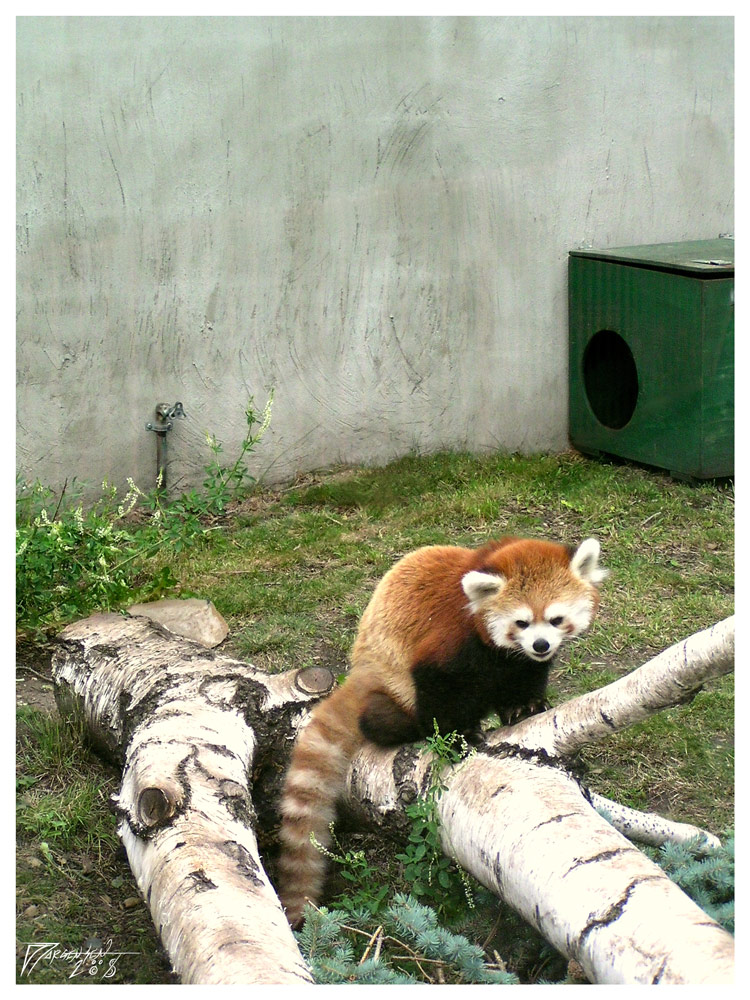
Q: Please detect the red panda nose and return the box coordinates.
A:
[532,638,550,654]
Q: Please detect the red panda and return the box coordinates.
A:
[276,535,606,927]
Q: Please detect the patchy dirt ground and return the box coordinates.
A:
[17,671,57,714]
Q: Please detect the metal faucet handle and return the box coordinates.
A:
[146,402,186,433]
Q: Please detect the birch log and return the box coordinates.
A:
[53,613,330,985]
[344,745,733,985]
[500,616,734,757]
[53,612,734,985]
[339,616,734,984]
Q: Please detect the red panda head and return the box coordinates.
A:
[461,537,606,662]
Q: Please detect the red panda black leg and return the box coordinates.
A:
[359,692,422,747]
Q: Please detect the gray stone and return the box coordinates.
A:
[127,598,229,648]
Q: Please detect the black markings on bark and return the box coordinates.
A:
[562,846,637,877]
[88,641,125,660]
[481,740,564,769]
[219,779,257,828]
[529,810,581,834]
[491,856,506,898]
[392,744,421,806]
[576,874,664,950]
[118,673,180,750]
[198,672,267,715]
[599,709,616,729]
[651,957,668,983]
[188,868,218,892]
[219,840,265,887]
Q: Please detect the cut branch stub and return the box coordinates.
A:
[138,786,177,827]
[294,666,335,695]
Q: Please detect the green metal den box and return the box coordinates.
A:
[568,239,734,479]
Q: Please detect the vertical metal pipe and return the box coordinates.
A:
[146,402,184,494]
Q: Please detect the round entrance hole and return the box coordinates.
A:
[582,330,639,430]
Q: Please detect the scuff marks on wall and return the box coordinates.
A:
[16,16,734,495]
[99,114,127,208]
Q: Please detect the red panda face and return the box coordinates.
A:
[461,538,606,662]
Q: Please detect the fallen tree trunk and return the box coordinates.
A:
[345,744,732,985]
[52,612,734,985]
[53,613,332,985]
[500,616,735,758]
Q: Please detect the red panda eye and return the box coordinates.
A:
[550,616,564,627]
[515,620,529,629]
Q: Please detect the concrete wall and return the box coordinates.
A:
[16,16,734,496]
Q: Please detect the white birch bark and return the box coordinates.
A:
[345,745,733,984]
[587,791,721,852]
[499,616,734,757]
[53,613,326,985]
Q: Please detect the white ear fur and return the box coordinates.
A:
[461,570,505,612]
[570,537,607,586]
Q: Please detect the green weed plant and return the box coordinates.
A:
[15,395,273,636]
[395,724,477,921]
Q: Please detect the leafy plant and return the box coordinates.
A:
[396,724,477,921]
[296,724,506,983]
[15,395,273,635]
[200,391,274,517]
[15,477,144,634]
[310,828,391,917]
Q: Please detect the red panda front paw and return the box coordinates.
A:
[499,699,551,726]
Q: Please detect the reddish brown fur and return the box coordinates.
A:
[276,536,602,927]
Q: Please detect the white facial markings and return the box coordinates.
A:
[486,605,532,651]
[485,596,594,661]
[545,597,593,635]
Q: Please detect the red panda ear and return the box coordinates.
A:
[570,538,607,586]
[461,570,505,612]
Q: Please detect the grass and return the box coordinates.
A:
[166,450,735,832]
[169,450,733,669]
[16,449,734,982]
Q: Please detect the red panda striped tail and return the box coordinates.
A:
[277,684,364,928]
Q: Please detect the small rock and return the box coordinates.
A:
[24,904,40,918]
[123,896,142,910]
[127,598,229,648]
